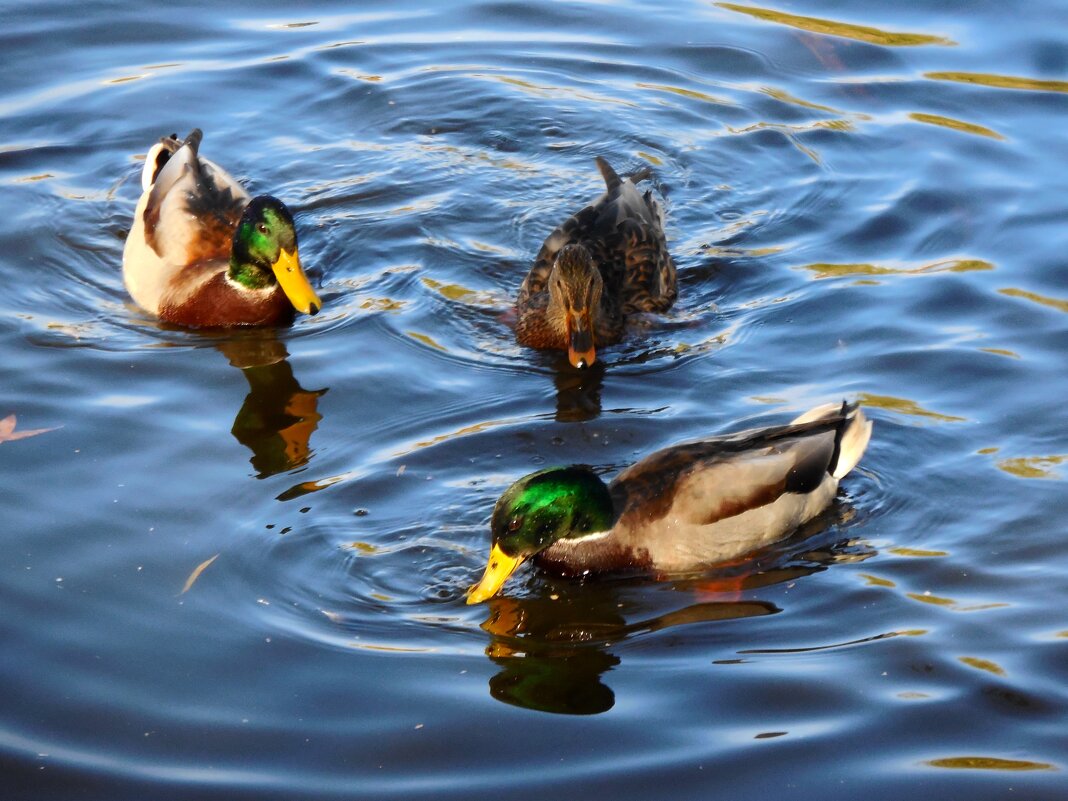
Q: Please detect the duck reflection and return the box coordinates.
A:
[478,526,874,715]
[480,589,777,715]
[218,334,327,478]
[550,354,605,422]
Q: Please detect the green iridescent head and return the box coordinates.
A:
[468,466,614,604]
[492,466,614,557]
[229,196,321,315]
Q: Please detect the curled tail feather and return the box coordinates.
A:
[791,401,872,479]
[595,156,622,192]
[141,133,179,191]
[833,407,872,478]
[140,129,202,192]
[595,156,654,193]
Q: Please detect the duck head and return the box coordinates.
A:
[229,196,322,316]
[547,243,603,369]
[467,466,614,604]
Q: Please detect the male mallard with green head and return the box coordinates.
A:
[123,129,321,327]
[468,402,872,603]
[516,157,676,368]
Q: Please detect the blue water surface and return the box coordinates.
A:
[1,1,1067,798]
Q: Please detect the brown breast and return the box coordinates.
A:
[159,270,294,327]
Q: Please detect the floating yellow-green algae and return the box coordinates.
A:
[998,287,1068,313]
[407,331,448,351]
[799,258,993,279]
[926,72,1068,93]
[716,3,954,46]
[909,112,1004,140]
[889,547,948,558]
[855,393,967,423]
[996,454,1067,480]
[959,656,1007,677]
[636,82,731,106]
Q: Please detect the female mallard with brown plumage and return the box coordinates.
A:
[516,157,676,369]
[468,402,872,603]
[123,129,321,327]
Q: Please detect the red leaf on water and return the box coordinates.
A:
[0,414,59,444]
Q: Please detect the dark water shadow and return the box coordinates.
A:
[217,334,328,479]
[551,354,606,422]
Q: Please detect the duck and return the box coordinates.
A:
[467,401,872,603]
[123,129,321,327]
[515,157,676,369]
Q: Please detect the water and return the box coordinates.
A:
[2,1,1067,797]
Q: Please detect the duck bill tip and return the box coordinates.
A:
[565,311,596,369]
[567,346,596,370]
[272,248,322,316]
[466,545,525,604]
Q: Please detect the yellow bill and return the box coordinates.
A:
[272,249,322,315]
[466,543,525,604]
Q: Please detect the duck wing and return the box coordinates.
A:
[609,403,871,532]
[142,129,250,264]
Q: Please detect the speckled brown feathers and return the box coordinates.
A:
[516,157,676,358]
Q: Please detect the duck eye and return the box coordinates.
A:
[508,516,523,532]
[256,222,268,234]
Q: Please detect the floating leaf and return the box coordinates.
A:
[0,414,59,444]
[180,554,220,595]
[348,541,379,554]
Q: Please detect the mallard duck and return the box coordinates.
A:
[123,129,321,327]
[467,401,872,603]
[516,157,676,369]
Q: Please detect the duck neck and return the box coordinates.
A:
[228,255,272,291]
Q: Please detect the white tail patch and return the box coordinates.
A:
[141,142,168,191]
[833,407,872,479]
[791,402,841,425]
[791,402,872,479]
